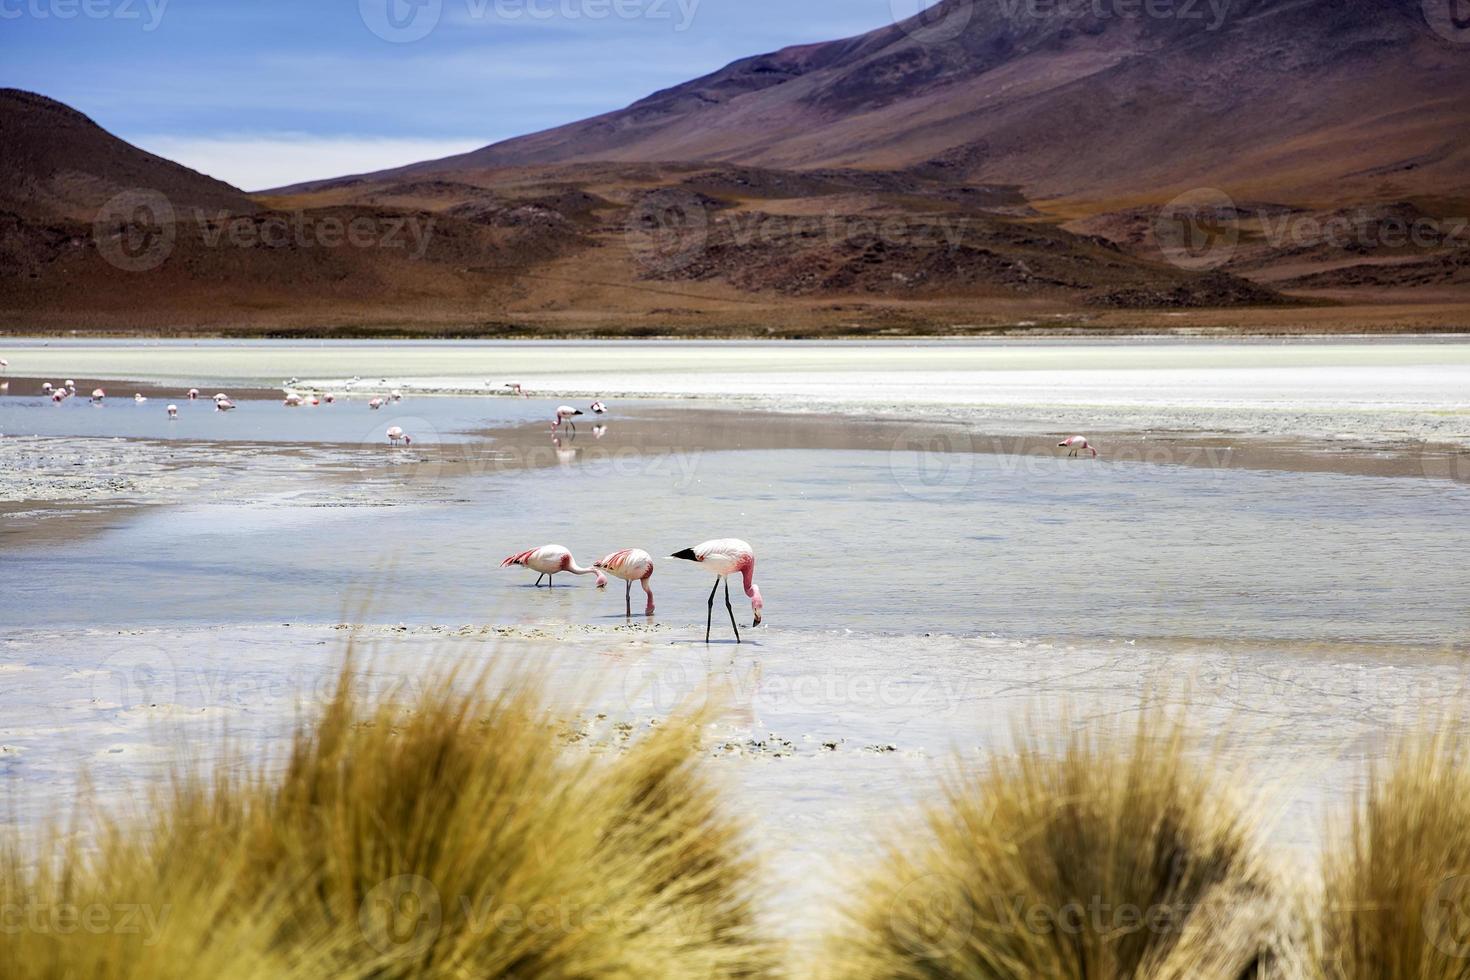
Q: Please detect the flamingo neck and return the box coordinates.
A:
[741,565,760,603]
[567,561,608,587]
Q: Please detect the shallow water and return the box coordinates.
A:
[5,438,1468,645]
[0,389,550,444]
[3,336,1468,444]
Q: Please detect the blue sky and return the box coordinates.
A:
[1,0,912,189]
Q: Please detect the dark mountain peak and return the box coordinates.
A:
[1,87,256,222]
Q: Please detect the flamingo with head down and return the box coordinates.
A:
[594,549,655,616]
[501,545,606,589]
[1058,435,1097,458]
[669,538,763,643]
[553,405,583,432]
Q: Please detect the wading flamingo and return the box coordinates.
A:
[1059,435,1097,458]
[590,400,606,415]
[90,388,105,404]
[504,383,526,397]
[553,405,583,432]
[387,425,411,446]
[215,398,236,412]
[501,546,607,589]
[669,539,763,643]
[134,393,147,404]
[42,383,52,394]
[0,358,8,374]
[51,391,64,403]
[595,549,655,616]
[167,404,178,419]
[65,381,75,394]
[368,398,384,410]
[390,389,403,402]
[187,388,199,400]
[284,393,302,407]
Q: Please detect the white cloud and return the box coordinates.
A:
[135,134,487,192]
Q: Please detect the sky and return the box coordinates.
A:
[0,0,916,190]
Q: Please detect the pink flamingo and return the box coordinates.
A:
[669,538,763,642]
[0,358,8,374]
[553,405,583,432]
[1058,435,1097,458]
[284,393,302,407]
[215,398,236,412]
[504,383,526,398]
[590,400,607,415]
[90,388,105,404]
[42,382,52,394]
[368,397,384,410]
[187,388,199,400]
[501,545,607,589]
[167,404,178,419]
[595,549,655,616]
[387,425,411,446]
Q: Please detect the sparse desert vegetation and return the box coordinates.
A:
[0,657,779,979]
[7,663,1470,979]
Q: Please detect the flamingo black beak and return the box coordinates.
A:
[669,548,698,561]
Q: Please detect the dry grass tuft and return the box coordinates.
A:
[1315,723,1470,979]
[823,710,1288,980]
[1,658,779,979]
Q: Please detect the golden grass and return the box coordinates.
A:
[13,662,1470,980]
[822,710,1288,980]
[1,660,779,979]
[1315,723,1470,980]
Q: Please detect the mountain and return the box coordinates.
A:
[383,0,1470,208]
[4,0,1470,336]
[0,89,256,222]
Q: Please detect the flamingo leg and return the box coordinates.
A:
[625,580,632,617]
[705,578,719,643]
[534,573,545,587]
[724,577,741,644]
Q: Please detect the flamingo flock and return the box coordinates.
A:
[502,538,761,642]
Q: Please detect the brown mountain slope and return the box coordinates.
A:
[0,89,256,222]
[362,0,1470,209]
